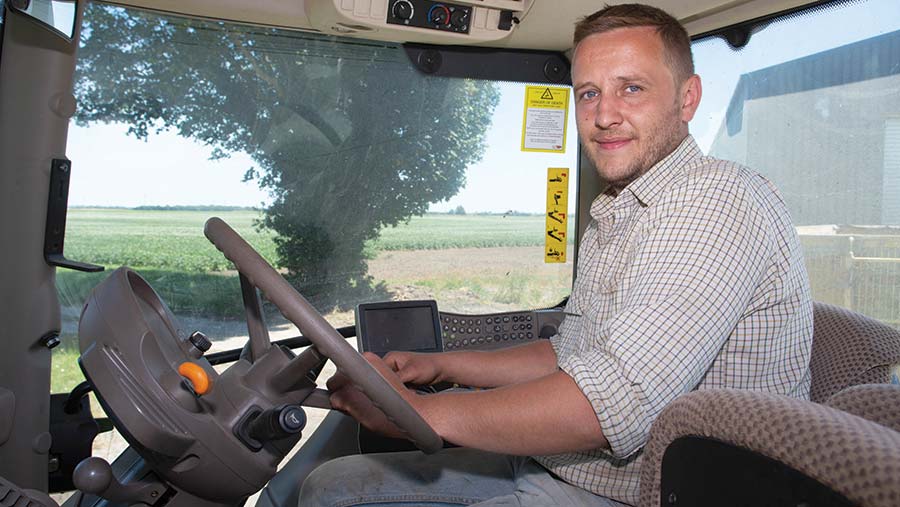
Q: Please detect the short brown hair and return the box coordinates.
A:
[573,4,694,83]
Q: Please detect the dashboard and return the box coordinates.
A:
[439,309,563,350]
[357,300,565,355]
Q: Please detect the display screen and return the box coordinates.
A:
[356,300,442,356]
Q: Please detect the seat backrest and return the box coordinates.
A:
[809,302,900,403]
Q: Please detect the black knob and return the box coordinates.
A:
[416,49,442,74]
[543,57,569,83]
[429,5,450,25]
[188,331,212,353]
[247,405,307,443]
[539,325,558,339]
[392,0,414,21]
[40,331,61,349]
[450,9,469,29]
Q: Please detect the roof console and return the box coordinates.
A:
[306,0,533,44]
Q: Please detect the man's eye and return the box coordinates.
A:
[580,90,598,100]
[625,85,642,93]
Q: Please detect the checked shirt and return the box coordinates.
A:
[534,136,813,505]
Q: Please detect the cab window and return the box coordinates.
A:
[53,2,578,395]
[691,0,900,327]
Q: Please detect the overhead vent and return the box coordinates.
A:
[306,0,534,44]
[447,0,526,13]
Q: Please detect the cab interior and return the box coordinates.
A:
[1,0,899,506]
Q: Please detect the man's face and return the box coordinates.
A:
[572,26,698,191]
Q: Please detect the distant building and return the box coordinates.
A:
[710,29,900,226]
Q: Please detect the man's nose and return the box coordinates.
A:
[594,95,623,130]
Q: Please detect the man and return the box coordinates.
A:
[299,4,812,506]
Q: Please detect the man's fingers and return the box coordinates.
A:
[329,380,404,439]
[363,352,398,382]
[382,352,421,383]
[329,353,409,408]
[325,352,422,442]
[363,352,413,395]
[325,370,351,392]
[329,382,366,414]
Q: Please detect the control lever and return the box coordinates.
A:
[73,457,165,504]
[236,405,307,451]
[240,273,271,362]
[248,404,307,442]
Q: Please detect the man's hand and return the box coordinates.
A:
[386,341,558,389]
[327,352,425,440]
[383,350,444,385]
[327,349,608,456]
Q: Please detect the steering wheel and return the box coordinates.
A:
[203,217,442,454]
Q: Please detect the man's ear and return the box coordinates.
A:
[680,74,702,122]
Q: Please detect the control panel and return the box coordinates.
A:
[440,308,565,351]
[306,0,531,46]
[387,0,473,34]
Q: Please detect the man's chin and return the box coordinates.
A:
[596,165,640,188]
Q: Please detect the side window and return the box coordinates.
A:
[691,0,900,327]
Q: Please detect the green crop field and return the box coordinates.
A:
[57,208,574,317]
[65,208,277,272]
[64,208,566,272]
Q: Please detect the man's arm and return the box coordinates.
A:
[329,352,609,456]
[384,339,559,388]
[420,369,609,455]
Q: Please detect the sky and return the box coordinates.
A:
[64,0,900,212]
[67,123,269,208]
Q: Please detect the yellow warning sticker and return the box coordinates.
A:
[522,86,570,153]
[545,168,569,263]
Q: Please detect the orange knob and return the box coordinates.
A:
[178,362,211,395]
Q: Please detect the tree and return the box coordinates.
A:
[73,4,500,309]
[451,205,466,215]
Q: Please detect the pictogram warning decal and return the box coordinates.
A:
[544,167,569,263]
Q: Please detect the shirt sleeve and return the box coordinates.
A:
[560,174,774,458]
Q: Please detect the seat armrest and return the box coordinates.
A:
[825,383,900,432]
[638,389,900,507]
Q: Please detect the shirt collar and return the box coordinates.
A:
[625,135,702,207]
[589,135,703,220]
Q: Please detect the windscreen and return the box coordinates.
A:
[54,1,577,396]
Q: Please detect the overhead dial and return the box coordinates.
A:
[450,8,469,29]
[391,0,414,21]
[428,5,451,26]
